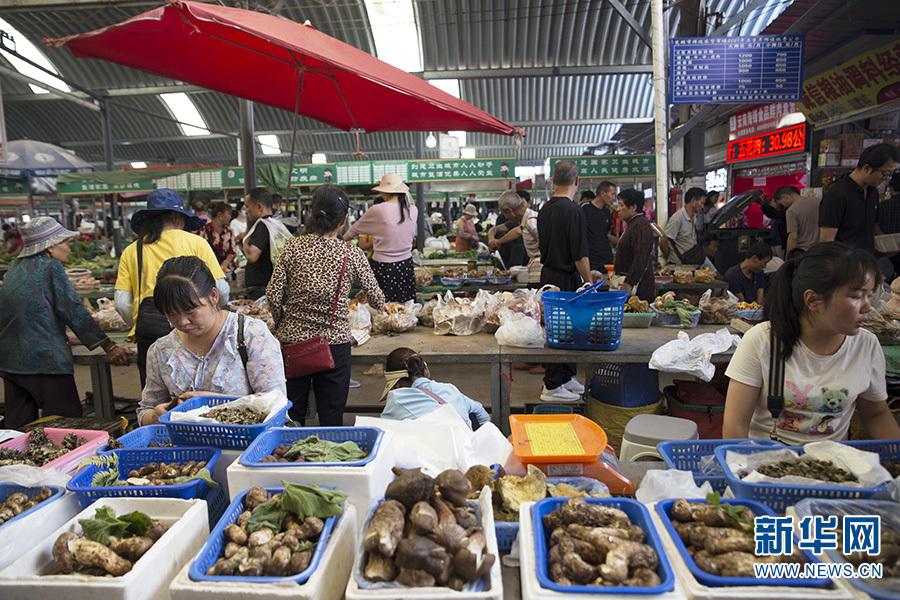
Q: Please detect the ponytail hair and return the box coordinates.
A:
[307,184,349,235]
[764,242,879,361]
[385,346,427,386]
[396,193,411,225]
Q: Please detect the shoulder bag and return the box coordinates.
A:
[281,245,348,379]
[133,239,175,341]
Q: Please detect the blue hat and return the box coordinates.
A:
[130,188,204,233]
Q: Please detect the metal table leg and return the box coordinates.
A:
[498,360,511,436]
[89,360,116,419]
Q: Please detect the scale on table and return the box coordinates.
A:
[509,414,635,494]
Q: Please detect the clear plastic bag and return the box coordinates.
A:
[699,289,738,325]
[433,291,485,336]
[91,297,128,332]
[371,300,421,334]
[494,307,545,347]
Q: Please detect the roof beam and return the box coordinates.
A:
[421,65,653,78]
[606,0,653,47]
[710,0,771,36]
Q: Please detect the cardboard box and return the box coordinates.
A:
[817,153,841,167]
[819,139,842,153]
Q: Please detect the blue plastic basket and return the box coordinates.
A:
[0,484,65,529]
[189,485,337,584]
[103,425,172,452]
[158,395,292,450]
[200,483,229,533]
[238,427,383,468]
[657,439,783,493]
[531,497,675,594]
[494,477,609,552]
[542,290,628,350]
[655,498,830,588]
[714,444,889,514]
[839,439,900,463]
[67,446,222,508]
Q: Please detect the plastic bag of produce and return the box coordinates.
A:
[91,297,128,332]
[246,216,292,266]
[349,302,372,345]
[418,298,439,327]
[372,300,421,334]
[482,290,506,333]
[414,266,433,287]
[698,289,738,324]
[433,291,485,336]
[495,307,545,348]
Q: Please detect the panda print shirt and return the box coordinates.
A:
[726,321,887,445]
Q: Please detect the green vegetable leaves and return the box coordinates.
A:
[706,491,753,531]
[281,481,348,520]
[174,467,219,488]
[79,507,153,545]
[245,498,287,534]
[658,300,700,326]
[283,436,367,462]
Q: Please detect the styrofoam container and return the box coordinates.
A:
[169,504,357,600]
[0,490,82,573]
[227,429,395,532]
[518,501,687,600]
[345,488,502,600]
[0,497,210,600]
[646,501,856,600]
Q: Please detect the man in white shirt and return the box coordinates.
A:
[661,187,706,264]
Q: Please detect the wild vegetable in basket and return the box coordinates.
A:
[669,495,806,577]
[741,458,858,483]
[260,435,367,463]
[362,468,496,589]
[205,406,267,425]
[83,453,218,488]
[543,497,660,586]
[205,483,347,577]
[0,486,54,524]
[654,293,700,327]
[51,507,168,576]
[0,427,86,467]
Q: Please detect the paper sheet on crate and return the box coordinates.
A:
[356,404,515,474]
[169,390,288,423]
[725,441,893,488]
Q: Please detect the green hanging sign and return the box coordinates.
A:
[408,157,514,182]
[550,155,656,178]
[335,162,373,186]
[0,178,26,196]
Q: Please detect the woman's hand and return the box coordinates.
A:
[103,342,132,366]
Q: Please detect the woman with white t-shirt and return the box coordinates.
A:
[724,242,900,444]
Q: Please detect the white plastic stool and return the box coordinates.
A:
[619,414,698,461]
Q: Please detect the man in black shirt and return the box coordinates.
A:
[489,190,528,268]
[820,143,899,273]
[537,160,598,402]
[582,181,616,271]
[242,187,275,300]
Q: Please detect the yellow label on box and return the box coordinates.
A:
[524,423,585,456]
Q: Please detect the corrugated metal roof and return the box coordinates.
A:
[0,0,846,173]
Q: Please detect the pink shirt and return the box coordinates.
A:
[346,201,418,263]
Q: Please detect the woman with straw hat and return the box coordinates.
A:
[455,203,480,253]
[343,173,418,303]
[0,217,130,429]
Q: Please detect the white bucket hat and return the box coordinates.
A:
[371,173,409,195]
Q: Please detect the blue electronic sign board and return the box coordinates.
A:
[670,35,804,105]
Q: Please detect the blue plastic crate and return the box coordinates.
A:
[714,444,889,514]
[67,446,221,508]
[200,483,229,533]
[531,497,675,594]
[189,485,337,584]
[238,427,383,468]
[542,290,628,351]
[655,498,830,588]
[657,439,783,493]
[0,484,65,529]
[589,363,659,408]
[115,424,172,448]
[158,395,292,450]
[839,439,900,463]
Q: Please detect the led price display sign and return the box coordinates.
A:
[726,123,806,163]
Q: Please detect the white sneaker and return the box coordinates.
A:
[540,386,581,403]
[564,377,585,395]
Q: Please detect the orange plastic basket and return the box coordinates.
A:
[509,414,608,464]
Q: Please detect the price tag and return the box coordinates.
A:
[524,423,585,457]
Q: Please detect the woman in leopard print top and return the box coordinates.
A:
[267,185,384,426]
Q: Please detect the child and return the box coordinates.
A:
[380,347,490,430]
[724,242,900,444]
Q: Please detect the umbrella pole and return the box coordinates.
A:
[284,71,304,222]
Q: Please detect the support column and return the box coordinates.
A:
[651,0,669,226]
[415,131,426,251]
[101,98,121,256]
[240,100,256,194]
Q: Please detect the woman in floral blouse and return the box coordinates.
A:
[198,202,237,274]
[137,256,285,426]
[267,184,385,426]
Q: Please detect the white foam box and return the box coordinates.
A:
[345,488,502,600]
[646,502,856,600]
[226,430,395,532]
[211,449,242,502]
[518,500,686,600]
[0,491,82,572]
[0,497,209,600]
[169,503,357,600]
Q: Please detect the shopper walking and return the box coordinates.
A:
[242,187,292,301]
[0,217,130,428]
[613,189,655,303]
[270,184,385,426]
[343,173,417,303]
[115,188,226,387]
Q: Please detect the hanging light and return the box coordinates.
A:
[425,132,437,148]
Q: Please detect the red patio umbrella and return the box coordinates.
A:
[44,0,523,137]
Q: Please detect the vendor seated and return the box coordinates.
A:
[724,242,772,304]
[380,347,490,430]
[137,256,286,426]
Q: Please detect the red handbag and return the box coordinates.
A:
[281,247,348,379]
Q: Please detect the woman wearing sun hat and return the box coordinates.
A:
[0,217,131,429]
[343,173,418,302]
[114,188,227,386]
[454,203,480,253]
